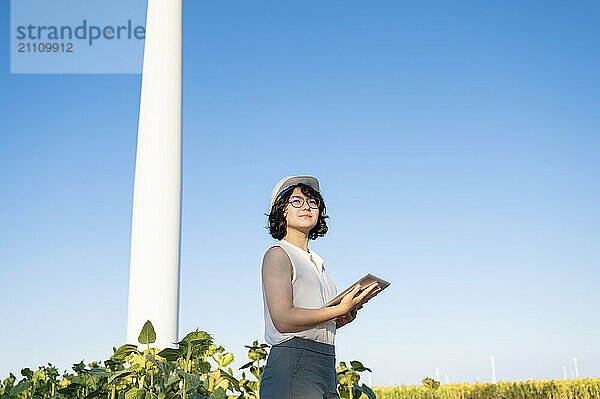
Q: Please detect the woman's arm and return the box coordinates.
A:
[262,247,378,333]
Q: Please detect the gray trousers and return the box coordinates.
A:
[259,337,340,399]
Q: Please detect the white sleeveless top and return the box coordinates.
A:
[261,239,338,345]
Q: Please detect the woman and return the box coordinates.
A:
[259,175,380,399]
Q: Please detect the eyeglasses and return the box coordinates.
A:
[288,196,320,209]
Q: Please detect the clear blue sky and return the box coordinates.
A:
[1,0,599,387]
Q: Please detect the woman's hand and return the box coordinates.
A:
[336,282,380,316]
[335,304,362,328]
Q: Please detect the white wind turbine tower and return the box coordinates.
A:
[490,356,497,383]
[126,0,182,349]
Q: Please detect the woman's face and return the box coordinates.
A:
[283,187,320,234]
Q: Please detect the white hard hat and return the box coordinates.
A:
[270,175,320,212]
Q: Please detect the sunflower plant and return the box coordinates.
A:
[0,321,378,399]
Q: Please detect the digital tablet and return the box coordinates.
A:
[325,273,390,308]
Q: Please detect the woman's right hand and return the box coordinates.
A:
[337,282,380,316]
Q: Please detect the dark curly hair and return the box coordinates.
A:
[266,183,329,240]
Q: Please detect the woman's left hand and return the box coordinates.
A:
[335,304,362,328]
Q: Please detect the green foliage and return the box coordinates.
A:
[337,361,376,399]
[238,340,269,398]
[0,321,379,399]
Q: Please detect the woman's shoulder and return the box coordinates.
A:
[264,244,284,255]
[263,244,290,263]
[262,245,294,280]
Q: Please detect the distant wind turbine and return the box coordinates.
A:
[490,356,497,383]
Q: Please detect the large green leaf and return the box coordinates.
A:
[158,348,182,362]
[177,330,213,358]
[111,344,140,361]
[138,320,157,345]
[239,361,253,370]
[349,361,371,373]
[178,331,212,347]
[177,333,213,361]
